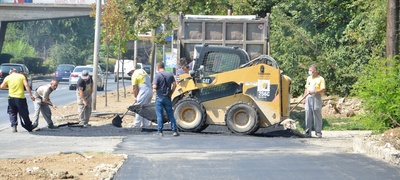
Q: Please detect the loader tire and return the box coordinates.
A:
[225,102,259,135]
[174,98,208,132]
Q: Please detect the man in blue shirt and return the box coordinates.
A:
[152,61,179,137]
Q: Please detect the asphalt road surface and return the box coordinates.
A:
[113,133,400,180]
[0,75,399,179]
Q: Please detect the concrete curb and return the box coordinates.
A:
[353,136,400,166]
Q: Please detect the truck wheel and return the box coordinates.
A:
[174,98,207,132]
[225,102,259,135]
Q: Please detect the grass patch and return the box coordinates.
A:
[290,111,371,132]
[323,117,369,130]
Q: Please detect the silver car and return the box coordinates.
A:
[68,65,105,91]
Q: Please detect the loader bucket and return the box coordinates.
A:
[128,103,169,124]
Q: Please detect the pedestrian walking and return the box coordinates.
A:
[129,67,153,128]
[152,61,179,137]
[32,79,59,129]
[0,68,36,132]
[76,70,93,127]
[302,64,326,138]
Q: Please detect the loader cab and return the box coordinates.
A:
[192,45,250,77]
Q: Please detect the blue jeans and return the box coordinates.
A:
[155,97,177,132]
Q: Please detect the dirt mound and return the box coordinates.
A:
[0,152,126,180]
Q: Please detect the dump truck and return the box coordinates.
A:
[126,14,292,135]
[177,13,270,62]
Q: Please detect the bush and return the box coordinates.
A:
[352,57,400,131]
[10,58,24,64]
[0,53,13,64]
[23,57,45,74]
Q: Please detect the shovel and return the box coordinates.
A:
[112,108,130,128]
[289,93,309,113]
[57,105,86,127]
[58,122,80,127]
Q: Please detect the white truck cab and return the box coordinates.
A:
[114,60,145,82]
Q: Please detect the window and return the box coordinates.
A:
[203,51,241,76]
[58,65,74,72]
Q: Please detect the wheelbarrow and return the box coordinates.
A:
[111,103,169,128]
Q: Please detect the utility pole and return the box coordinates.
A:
[92,0,101,110]
[386,0,399,58]
[134,40,138,68]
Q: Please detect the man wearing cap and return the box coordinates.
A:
[76,70,93,127]
[32,79,59,129]
[0,68,36,132]
[129,67,153,128]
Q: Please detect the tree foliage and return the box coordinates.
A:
[2,39,37,59]
[48,43,84,65]
[4,17,95,73]
[1,0,394,99]
[352,57,400,131]
[269,0,387,97]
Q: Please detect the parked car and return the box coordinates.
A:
[0,63,32,90]
[55,64,75,81]
[142,64,151,75]
[68,65,105,91]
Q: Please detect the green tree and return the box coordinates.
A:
[269,0,386,97]
[92,0,138,101]
[5,18,95,68]
[352,57,400,131]
[2,40,37,59]
[48,43,84,66]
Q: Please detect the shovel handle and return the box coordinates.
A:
[289,93,309,113]
[120,108,130,118]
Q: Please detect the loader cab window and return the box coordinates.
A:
[203,51,241,76]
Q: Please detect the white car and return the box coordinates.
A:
[69,65,105,91]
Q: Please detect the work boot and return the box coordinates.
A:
[12,126,17,133]
[154,131,163,137]
[32,122,38,129]
[316,133,322,138]
[84,123,91,128]
[304,128,311,138]
[48,124,59,129]
[173,131,180,137]
[79,122,91,128]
